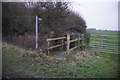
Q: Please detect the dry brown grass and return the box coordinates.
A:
[75,50,95,60]
[69,48,99,66]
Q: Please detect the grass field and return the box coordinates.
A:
[87,30,118,35]
[2,43,118,78]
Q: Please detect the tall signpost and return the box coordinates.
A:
[36,15,38,49]
[36,15,42,49]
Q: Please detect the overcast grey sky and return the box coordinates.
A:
[69,0,119,31]
[1,0,119,30]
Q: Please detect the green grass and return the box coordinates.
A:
[2,49,118,78]
[87,30,118,36]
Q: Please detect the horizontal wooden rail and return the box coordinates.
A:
[47,43,65,50]
[70,46,78,51]
[64,46,77,54]
[64,38,83,44]
[47,37,66,42]
[70,38,79,43]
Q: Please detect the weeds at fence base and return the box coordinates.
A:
[68,49,97,66]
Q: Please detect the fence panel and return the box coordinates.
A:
[90,34,119,54]
[46,34,86,55]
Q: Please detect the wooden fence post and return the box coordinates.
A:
[66,34,70,60]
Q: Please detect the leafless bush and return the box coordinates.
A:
[14,33,48,50]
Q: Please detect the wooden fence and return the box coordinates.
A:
[46,34,86,59]
[46,34,119,59]
[47,37,66,54]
